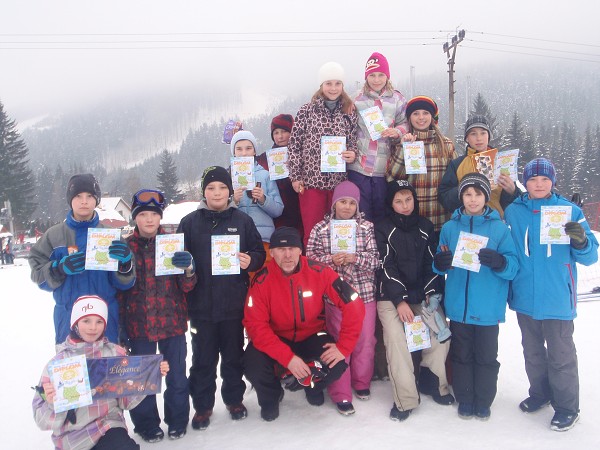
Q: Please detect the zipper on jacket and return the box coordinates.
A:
[462,215,474,323]
[298,286,305,322]
[290,280,297,342]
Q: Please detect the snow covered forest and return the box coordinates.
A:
[14,62,598,230]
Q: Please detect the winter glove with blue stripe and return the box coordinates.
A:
[53,252,86,276]
[108,240,132,273]
[172,251,195,273]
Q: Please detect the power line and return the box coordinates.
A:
[466,30,600,48]
[462,44,600,64]
[0,30,454,37]
[466,39,600,58]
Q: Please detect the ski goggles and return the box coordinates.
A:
[132,189,166,209]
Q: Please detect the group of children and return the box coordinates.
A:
[30,50,598,449]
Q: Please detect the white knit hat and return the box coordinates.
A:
[70,295,108,329]
[318,62,345,86]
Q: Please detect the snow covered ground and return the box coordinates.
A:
[2,259,599,449]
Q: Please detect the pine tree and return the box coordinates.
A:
[504,112,535,174]
[156,149,182,205]
[0,100,37,228]
[469,93,502,148]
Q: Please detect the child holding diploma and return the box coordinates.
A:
[118,189,196,442]
[306,180,379,415]
[177,166,265,430]
[288,61,358,247]
[433,173,518,421]
[505,158,598,431]
[350,52,408,224]
[386,96,457,233]
[29,173,135,345]
[33,295,169,450]
[375,180,452,422]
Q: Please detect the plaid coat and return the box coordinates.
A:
[386,129,457,232]
[306,212,379,303]
[118,227,197,341]
[33,337,143,450]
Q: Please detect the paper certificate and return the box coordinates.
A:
[359,106,387,141]
[330,220,357,254]
[470,148,497,187]
[49,354,93,413]
[85,228,121,271]
[404,316,431,352]
[320,136,346,173]
[211,235,240,275]
[155,233,184,276]
[494,149,519,183]
[403,141,427,174]
[540,206,572,245]
[451,231,489,272]
[230,157,255,190]
[87,355,163,399]
[266,147,289,180]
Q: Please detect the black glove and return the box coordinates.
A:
[108,240,132,272]
[172,251,194,271]
[433,250,453,272]
[54,252,86,276]
[565,221,587,249]
[478,248,506,271]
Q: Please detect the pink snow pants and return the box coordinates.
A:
[298,188,333,248]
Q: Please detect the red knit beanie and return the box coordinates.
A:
[270,114,294,141]
[365,52,390,79]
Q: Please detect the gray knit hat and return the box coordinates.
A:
[464,115,492,142]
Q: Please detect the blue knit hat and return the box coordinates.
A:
[523,158,556,185]
[230,130,258,156]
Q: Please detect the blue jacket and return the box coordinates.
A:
[236,162,284,243]
[505,193,599,320]
[434,206,518,325]
[29,211,136,343]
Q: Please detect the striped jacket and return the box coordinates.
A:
[349,88,408,177]
[306,212,379,303]
[386,129,457,232]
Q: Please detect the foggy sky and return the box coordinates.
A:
[1,0,599,120]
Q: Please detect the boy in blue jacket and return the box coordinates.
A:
[434,172,518,421]
[29,173,135,344]
[505,158,598,432]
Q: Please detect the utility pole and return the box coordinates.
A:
[409,66,416,99]
[443,29,465,144]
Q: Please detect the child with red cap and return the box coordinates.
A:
[306,180,379,415]
[256,114,304,237]
[350,52,408,225]
[33,295,169,449]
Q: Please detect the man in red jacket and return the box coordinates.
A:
[243,227,365,421]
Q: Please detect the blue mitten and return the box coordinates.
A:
[172,251,195,272]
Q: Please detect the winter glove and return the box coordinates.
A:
[108,240,132,273]
[565,221,587,249]
[478,248,506,271]
[172,251,195,272]
[433,250,453,272]
[54,252,86,276]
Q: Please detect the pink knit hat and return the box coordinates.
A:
[365,52,390,79]
[331,181,361,215]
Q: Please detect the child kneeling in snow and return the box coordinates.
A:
[33,295,169,450]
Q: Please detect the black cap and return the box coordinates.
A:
[270,227,303,249]
[201,166,233,197]
[66,174,101,207]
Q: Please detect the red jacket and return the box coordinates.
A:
[243,256,365,367]
[118,227,197,341]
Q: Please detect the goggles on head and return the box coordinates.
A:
[132,189,165,209]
